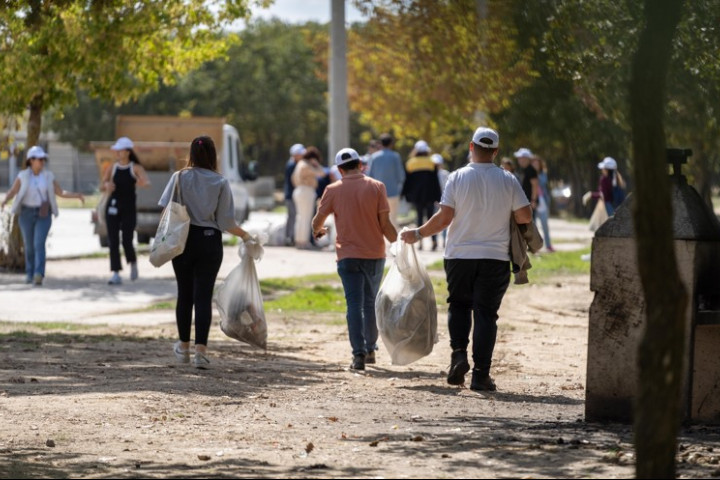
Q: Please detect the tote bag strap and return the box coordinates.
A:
[173,171,184,205]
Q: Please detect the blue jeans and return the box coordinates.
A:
[337,258,385,357]
[18,206,52,281]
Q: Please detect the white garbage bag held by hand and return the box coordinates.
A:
[215,246,267,349]
[375,240,438,365]
[582,191,593,206]
[239,232,266,261]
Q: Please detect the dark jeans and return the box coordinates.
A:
[337,258,385,357]
[172,225,223,346]
[106,204,136,272]
[444,258,510,376]
[414,201,437,243]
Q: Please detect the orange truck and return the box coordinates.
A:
[91,115,269,246]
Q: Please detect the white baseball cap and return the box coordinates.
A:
[289,143,306,156]
[431,153,444,165]
[513,147,533,158]
[414,140,430,154]
[334,147,361,166]
[598,157,617,170]
[472,127,499,149]
[111,137,134,151]
[26,145,47,159]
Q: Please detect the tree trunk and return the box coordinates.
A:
[27,95,43,148]
[630,1,685,478]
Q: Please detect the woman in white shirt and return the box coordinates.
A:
[1,146,84,285]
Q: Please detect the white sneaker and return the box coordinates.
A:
[173,341,190,364]
[193,352,210,369]
[108,272,122,285]
[130,262,138,281]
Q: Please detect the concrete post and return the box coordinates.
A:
[329,0,349,164]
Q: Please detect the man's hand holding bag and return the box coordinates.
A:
[149,172,190,267]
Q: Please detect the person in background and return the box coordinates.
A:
[501,157,515,173]
[402,140,442,251]
[312,148,398,371]
[159,136,260,370]
[531,156,554,252]
[400,127,532,391]
[583,156,625,216]
[1,145,84,285]
[292,146,327,250]
[367,133,405,229]
[284,143,306,246]
[513,148,539,214]
[101,137,150,285]
[432,153,450,248]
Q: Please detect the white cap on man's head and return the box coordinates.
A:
[598,157,617,170]
[111,137,134,151]
[414,140,430,154]
[26,145,47,159]
[513,147,533,158]
[472,127,499,149]
[334,148,361,166]
[289,143,306,156]
[431,153,444,165]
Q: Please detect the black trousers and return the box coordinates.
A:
[172,225,223,346]
[444,258,510,376]
[106,205,136,272]
[414,201,437,243]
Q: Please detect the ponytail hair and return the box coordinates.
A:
[128,149,141,165]
[188,136,217,171]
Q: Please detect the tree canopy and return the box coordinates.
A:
[0,0,261,146]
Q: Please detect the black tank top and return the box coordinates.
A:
[110,163,137,208]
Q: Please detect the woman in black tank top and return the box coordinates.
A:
[101,137,150,285]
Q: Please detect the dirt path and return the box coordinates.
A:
[1,273,719,478]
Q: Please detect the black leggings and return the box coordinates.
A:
[106,205,136,272]
[171,225,223,346]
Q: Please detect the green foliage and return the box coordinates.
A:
[348,0,534,159]
[49,19,373,179]
[0,0,259,144]
[543,0,720,201]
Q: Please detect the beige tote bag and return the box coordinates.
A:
[149,173,190,267]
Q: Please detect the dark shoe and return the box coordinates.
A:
[350,354,365,371]
[431,240,438,251]
[365,351,376,364]
[470,370,497,392]
[447,350,470,385]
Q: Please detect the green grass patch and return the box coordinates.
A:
[264,283,345,312]
[530,247,591,280]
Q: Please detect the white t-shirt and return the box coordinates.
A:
[441,162,529,260]
[22,172,49,207]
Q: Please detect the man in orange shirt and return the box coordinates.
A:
[312,148,398,370]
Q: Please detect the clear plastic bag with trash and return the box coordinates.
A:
[214,236,267,349]
[375,238,438,365]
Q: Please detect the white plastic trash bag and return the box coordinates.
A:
[214,244,267,349]
[375,240,438,365]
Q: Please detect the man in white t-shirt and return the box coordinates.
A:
[400,127,532,391]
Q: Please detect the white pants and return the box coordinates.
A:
[293,185,316,247]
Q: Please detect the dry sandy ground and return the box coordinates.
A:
[1,272,720,479]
